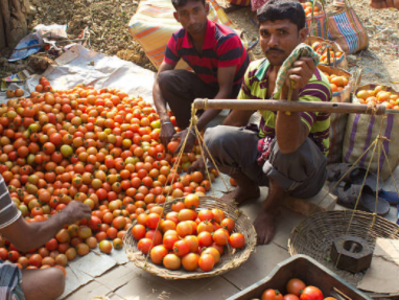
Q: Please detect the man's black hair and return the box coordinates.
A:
[172,0,206,9]
[257,0,306,30]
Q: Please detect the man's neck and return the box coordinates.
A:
[270,65,281,76]
[190,31,206,47]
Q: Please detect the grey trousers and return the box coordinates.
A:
[204,125,328,199]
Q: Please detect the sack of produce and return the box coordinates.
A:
[301,1,328,39]
[327,0,369,54]
[318,65,352,163]
[343,85,399,180]
[128,0,236,70]
[307,36,348,70]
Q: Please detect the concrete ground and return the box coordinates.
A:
[63,113,399,299]
[65,179,399,300]
[65,187,300,300]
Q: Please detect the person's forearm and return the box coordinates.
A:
[196,87,232,131]
[153,81,170,123]
[275,89,307,154]
[196,109,222,131]
[15,213,69,252]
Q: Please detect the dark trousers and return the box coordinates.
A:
[204,125,328,199]
[158,69,241,129]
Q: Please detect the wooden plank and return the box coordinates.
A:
[283,185,337,216]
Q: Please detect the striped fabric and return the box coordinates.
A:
[128,0,236,70]
[238,58,333,157]
[0,261,25,300]
[327,6,369,54]
[272,43,320,97]
[343,85,399,180]
[306,14,328,39]
[164,19,249,87]
[0,176,21,230]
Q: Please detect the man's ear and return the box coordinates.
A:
[205,2,210,15]
[173,11,179,22]
[299,27,307,43]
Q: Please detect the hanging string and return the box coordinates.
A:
[143,109,198,267]
[333,115,385,270]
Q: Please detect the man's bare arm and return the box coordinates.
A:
[153,61,176,146]
[0,201,91,252]
[223,110,255,127]
[275,89,309,154]
[275,58,315,154]
[196,65,237,131]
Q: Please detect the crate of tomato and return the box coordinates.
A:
[227,255,372,300]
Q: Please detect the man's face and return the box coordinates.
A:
[259,19,306,66]
[174,1,209,36]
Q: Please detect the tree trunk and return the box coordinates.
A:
[0,0,30,49]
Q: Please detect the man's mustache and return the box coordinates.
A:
[265,48,284,54]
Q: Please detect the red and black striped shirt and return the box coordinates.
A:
[164,19,249,88]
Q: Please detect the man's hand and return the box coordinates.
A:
[172,128,196,154]
[160,122,176,147]
[285,57,316,91]
[188,156,206,175]
[61,201,91,224]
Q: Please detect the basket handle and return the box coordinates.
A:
[309,0,329,40]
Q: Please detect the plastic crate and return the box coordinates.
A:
[227,255,372,300]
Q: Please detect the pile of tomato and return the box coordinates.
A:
[301,1,324,17]
[257,278,337,300]
[0,78,218,275]
[131,193,245,272]
[356,85,399,109]
[311,42,344,65]
[321,71,349,93]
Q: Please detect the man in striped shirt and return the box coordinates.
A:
[200,0,332,245]
[153,0,249,152]
[0,176,91,300]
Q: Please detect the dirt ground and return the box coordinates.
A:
[1,0,399,89]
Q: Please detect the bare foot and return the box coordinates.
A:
[253,211,276,245]
[221,185,260,206]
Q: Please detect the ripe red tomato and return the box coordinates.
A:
[198,253,214,272]
[182,253,199,271]
[213,229,229,246]
[167,141,179,153]
[150,245,168,265]
[163,234,179,251]
[300,286,323,300]
[184,194,200,209]
[131,224,146,240]
[163,254,181,270]
[286,278,306,296]
[229,233,245,248]
[173,240,190,257]
[137,238,153,255]
[145,213,160,229]
[261,289,284,300]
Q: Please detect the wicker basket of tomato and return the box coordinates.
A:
[306,36,347,70]
[227,255,372,300]
[124,194,257,279]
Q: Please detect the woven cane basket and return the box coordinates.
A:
[289,210,399,287]
[124,196,257,280]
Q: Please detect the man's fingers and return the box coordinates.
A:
[288,74,304,89]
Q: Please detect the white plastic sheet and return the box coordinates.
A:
[25,44,156,105]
